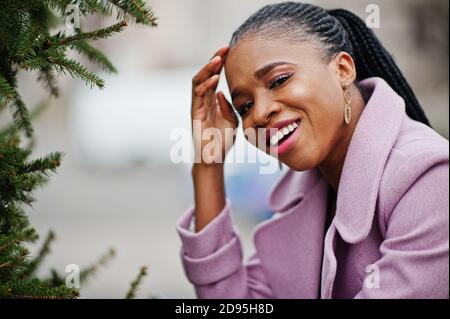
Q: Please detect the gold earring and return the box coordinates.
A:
[343,84,352,125]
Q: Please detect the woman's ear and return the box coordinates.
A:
[333,51,357,85]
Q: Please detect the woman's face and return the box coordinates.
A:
[224,37,354,171]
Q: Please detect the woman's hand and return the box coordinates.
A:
[191,46,238,165]
[190,46,237,232]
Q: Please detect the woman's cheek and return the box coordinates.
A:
[303,119,328,164]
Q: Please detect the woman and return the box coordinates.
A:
[177,2,449,298]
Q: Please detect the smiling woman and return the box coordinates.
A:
[177,2,449,299]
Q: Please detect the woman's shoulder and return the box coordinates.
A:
[379,115,449,214]
[384,115,448,178]
[393,114,448,157]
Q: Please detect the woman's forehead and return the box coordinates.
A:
[224,38,320,78]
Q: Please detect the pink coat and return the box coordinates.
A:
[176,77,449,299]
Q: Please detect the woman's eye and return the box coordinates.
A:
[238,101,254,117]
[269,73,293,90]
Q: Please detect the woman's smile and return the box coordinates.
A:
[266,119,301,156]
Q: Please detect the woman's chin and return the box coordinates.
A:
[280,156,315,172]
[279,145,321,171]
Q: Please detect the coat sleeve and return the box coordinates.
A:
[355,160,449,299]
[176,200,274,298]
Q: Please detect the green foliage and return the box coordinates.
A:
[125,266,148,299]
[43,246,116,288]
[0,0,156,298]
[0,132,67,298]
[0,0,157,136]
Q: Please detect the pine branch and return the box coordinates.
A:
[108,0,158,26]
[71,40,117,73]
[9,95,33,138]
[79,248,116,283]
[0,74,16,103]
[20,152,62,175]
[0,228,38,253]
[0,206,33,239]
[20,230,55,279]
[1,100,51,137]
[51,56,105,89]
[83,0,114,15]
[59,20,127,45]
[5,278,79,299]
[20,56,52,72]
[45,0,71,13]
[44,247,116,288]
[0,245,29,271]
[37,67,60,97]
[14,23,40,62]
[46,268,65,287]
[0,230,37,284]
[47,0,113,16]
[125,266,147,299]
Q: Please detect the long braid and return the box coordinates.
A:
[229,2,431,127]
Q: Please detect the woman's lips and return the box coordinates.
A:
[266,119,299,142]
[267,120,301,156]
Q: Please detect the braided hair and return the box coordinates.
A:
[229,2,431,127]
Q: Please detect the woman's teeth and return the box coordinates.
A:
[270,122,299,146]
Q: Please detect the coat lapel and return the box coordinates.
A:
[253,169,330,298]
[333,77,405,244]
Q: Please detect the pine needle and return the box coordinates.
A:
[125,266,148,299]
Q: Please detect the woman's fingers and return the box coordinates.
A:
[210,46,229,73]
[192,46,229,86]
[194,74,219,97]
[192,75,219,116]
[210,45,229,61]
[191,46,230,116]
[192,56,222,89]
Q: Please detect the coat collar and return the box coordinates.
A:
[267,77,405,244]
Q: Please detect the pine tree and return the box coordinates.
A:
[0,0,157,298]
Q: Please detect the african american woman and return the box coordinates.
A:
[176,2,449,299]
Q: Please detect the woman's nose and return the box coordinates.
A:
[252,98,282,127]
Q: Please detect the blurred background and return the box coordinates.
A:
[7,0,448,298]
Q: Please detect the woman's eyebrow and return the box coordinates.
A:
[254,61,296,79]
